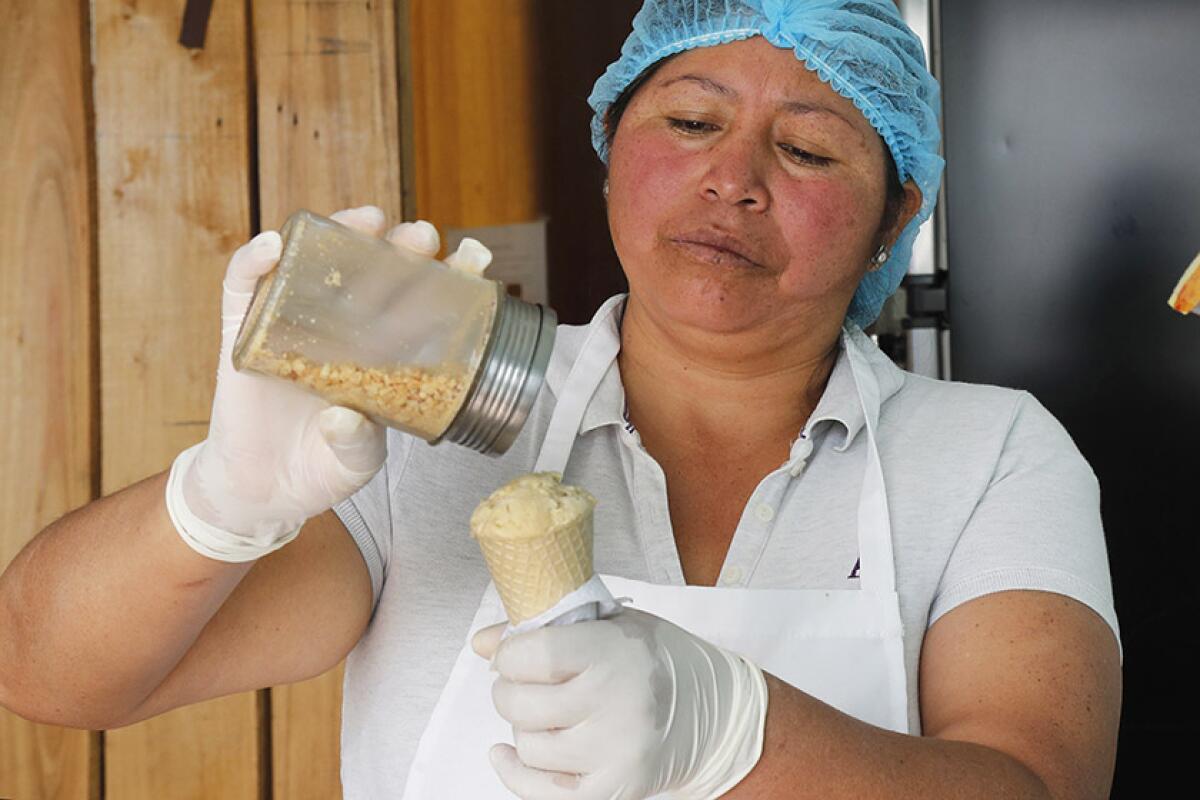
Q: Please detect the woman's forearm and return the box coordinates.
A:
[0,471,253,729]
[727,674,1054,800]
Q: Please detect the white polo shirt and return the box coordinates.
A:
[333,295,1119,798]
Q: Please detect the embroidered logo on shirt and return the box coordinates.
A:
[848,557,861,580]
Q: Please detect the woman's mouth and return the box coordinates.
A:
[670,234,761,269]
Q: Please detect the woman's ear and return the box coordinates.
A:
[889,180,925,245]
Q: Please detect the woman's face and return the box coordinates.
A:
[607,36,909,336]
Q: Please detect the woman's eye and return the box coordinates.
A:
[667,117,718,135]
[780,144,832,166]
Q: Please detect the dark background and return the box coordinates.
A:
[535,1,1199,793]
[535,0,641,324]
[942,1,1200,795]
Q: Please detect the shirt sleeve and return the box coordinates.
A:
[928,392,1121,651]
[333,430,415,610]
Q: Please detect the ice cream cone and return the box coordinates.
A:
[1168,250,1200,315]
[470,472,596,625]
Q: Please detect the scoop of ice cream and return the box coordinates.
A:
[470,472,596,541]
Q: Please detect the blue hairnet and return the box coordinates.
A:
[588,0,944,327]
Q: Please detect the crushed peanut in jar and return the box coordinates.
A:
[255,350,470,439]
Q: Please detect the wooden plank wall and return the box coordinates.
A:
[409,0,542,229]
[250,0,402,795]
[92,0,258,797]
[0,0,542,797]
[0,1,96,796]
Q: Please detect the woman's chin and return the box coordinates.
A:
[634,278,780,337]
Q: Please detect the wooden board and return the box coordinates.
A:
[0,0,97,798]
[250,1,402,796]
[268,670,346,799]
[408,0,542,229]
[91,1,259,797]
[253,0,403,230]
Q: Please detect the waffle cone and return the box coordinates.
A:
[477,515,594,625]
[1169,251,1200,314]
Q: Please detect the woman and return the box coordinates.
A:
[0,1,1121,798]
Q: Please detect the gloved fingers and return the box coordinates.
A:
[493,622,610,684]
[444,236,493,276]
[489,743,584,800]
[471,622,506,660]
[315,406,387,481]
[223,231,282,320]
[385,223,493,276]
[385,220,441,258]
[330,205,387,237]
[492,677,592,732]
[513,727,607,776]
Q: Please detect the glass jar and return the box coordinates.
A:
[232,209,556,455]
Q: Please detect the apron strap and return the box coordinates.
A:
[533,295,626,475]
[843,326,898,595]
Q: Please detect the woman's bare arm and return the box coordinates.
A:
[0,472,371,730]
[727,591,1121,799]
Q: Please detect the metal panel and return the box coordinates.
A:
[941,1,1200,794]
[899,0,938,284]
[893,0,950,378]
[906,327,940,377]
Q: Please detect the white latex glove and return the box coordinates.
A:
[167,207,489,561]
[471,608,769,800]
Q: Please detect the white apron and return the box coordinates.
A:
[401,296,910,799]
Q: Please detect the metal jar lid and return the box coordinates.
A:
[440,289,557,455]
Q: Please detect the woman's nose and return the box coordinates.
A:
[701,135,771,211]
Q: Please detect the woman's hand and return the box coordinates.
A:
[471,608,769,800]
[169,206,492,562]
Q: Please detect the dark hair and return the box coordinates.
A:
[602,57,909,239]
[602,56,677,153]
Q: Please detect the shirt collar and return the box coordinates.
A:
[543,295,907,444]
[803,328,907,453]
[804,344,865,452]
